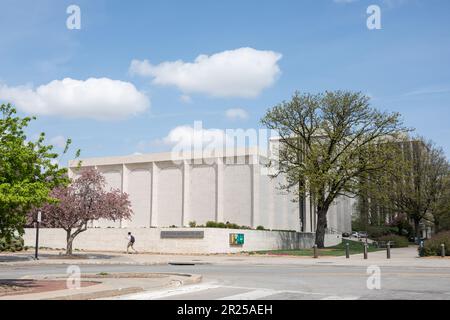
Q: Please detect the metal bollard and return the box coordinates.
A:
[313,244,318,259]
[364,243,368,260]
[387,241,391,259]
[345,243,350,259]
[419,241,424,257]
[441,244,446,258]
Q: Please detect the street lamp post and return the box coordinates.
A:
[35,211,41,260]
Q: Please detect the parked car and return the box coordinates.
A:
[351,231,359,238]
[358,231,368,238]
[342,232,351,238]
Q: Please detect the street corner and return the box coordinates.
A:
[0,270,202,300]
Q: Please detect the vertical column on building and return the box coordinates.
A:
[215,158,224,223]
[91,165,99,228]
[304,195,311,233]
[121,163,130,228]
[182,160,191,227]
[251,154,260,229]
[68,167,74,179]
[150,162,159,227]
[268,177,275,231]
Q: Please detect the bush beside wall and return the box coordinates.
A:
[0,236,24,252]
[421,231,450,257]
[376,235,410,248]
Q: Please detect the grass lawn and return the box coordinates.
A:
[249,239,383,257]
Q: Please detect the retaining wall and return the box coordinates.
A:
[23,228,341,254]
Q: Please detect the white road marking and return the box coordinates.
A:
[321,296,359,300]
[223,285,325,297]
[109,282,359,301]
[218,289,280,300]
[114,283,221,300]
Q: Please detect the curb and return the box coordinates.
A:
[0,260,169,267]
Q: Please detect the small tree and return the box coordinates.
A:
[261,91,408,247]
[36,168,132,255]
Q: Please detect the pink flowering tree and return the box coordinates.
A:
[34,168,132,255]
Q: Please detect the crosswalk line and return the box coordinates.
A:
[116,283,221,300]
[111,283,360,301]
[321,296,359,300]
[218,289,280,300]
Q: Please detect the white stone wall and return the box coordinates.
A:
[96,167,122,228]
[223,164,252,227]
[157,164,183,227]
[128,166,152,228]
[69,151,304,232]
[326,196,353,234]
[190,165,216,225]
[324,233,343,247]
[68,149,352,237]
[23,228,319,254]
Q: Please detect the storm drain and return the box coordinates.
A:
[168,261,211,266]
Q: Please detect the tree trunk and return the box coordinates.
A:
[414,218,421,239]
[66,230,74,255]
[434,220,440,234]
[315,207,328,248]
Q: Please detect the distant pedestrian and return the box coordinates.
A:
[126,232,138,254]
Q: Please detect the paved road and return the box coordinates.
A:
[1,263,450,300]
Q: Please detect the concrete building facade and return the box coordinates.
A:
[68,147,353,234]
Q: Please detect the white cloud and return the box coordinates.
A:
[162,124,232,150]
[129,47,282,98]
[0,78,150,120]
[50,135,67,148]
[403,85,450,97]
[225,108,249,120]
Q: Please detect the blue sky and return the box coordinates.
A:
[0,0,449,165]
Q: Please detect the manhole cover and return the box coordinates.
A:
[168,262,196,266]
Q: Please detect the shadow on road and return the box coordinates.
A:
[0,252,117,263]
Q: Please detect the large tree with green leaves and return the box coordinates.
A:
[432,171,450,233]
[0,103,70,240]
[386,139,449,237]
[261,91,408,247]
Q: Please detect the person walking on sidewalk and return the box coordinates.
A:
[126,232,138,254]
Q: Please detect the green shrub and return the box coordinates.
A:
[188,221,197,228]
[421,231,450,257]
[204,221,251,230]
[205,221,219,228]
[225,222,240,229]
[376,235,409,248]
[256,226,265,230]
[0,236,24,252]
[367,226,398,239]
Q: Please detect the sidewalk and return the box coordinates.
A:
[1,246,449,269]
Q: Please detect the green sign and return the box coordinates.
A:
[230,233,245,246]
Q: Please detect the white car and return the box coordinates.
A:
[351,231,359,238]
[358,231,369,238]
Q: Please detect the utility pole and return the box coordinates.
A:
[35,211,41,260]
